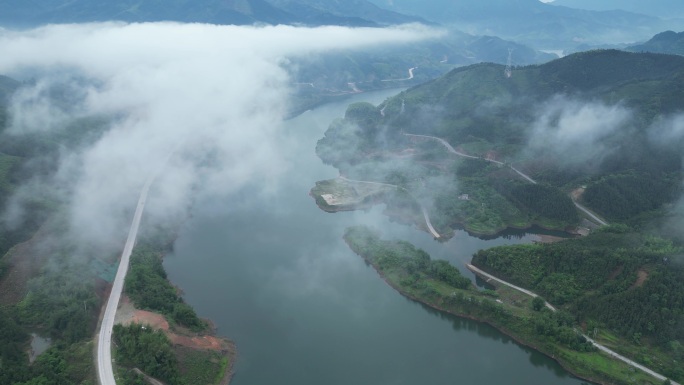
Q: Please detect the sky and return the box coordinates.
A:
[0,22,442,252]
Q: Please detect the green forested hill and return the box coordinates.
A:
[320,48,684,384]
[390,50,684,121]
[472,227,684,381]
[316,50,684,235]
[0,0,423,28]
[628,30,684,56]
[377,50,684,224]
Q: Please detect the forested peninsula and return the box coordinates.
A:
[345,225,683,385]
[314,50,684,238]
[317,49,684,385]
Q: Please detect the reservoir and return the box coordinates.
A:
[164,89,590,385]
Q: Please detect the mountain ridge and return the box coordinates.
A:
[0,0,423,28]
[628,30,684,56]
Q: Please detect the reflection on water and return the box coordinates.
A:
[164,89,591,385]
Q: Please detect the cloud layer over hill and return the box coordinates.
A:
[0,22,440,250]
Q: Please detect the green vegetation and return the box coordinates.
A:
[628,31,684,56]
[176,347,230,385]
[0,76,231,385]
[316,50,684,238]
[114,323,181,384]
[18,268,101,343]
[126,245,206,332]
[582,172,680,222]
[495,181,579,223]
[473,228,684,381]
[344,225,678,385]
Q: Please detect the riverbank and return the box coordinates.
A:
[343,226,669,385]
[312,177,580,241]
[310,178,394,213]
[115,240,236,385]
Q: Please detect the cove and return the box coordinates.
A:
[164,89,591,385]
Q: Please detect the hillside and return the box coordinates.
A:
[265,0,426,26]
[367,0,684,49]
[472,227,684,382]
[0,0,421,28]
[628,30,684,56]
[315,50,684,236]
[552,0,684,19]
[344,225,684,384]
[290,30,555,113]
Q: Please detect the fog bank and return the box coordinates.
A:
[0,22,441,250]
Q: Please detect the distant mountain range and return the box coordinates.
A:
[551,0,684,19]
[4,0,683,54]
[628,30,684,56]
[266,0,427,26]
[367,0,684,49]
[0,0,424,28]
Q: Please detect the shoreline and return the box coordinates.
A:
[312,189,578,240]
[345,236,649,385]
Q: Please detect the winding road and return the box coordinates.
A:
[467,264,555,311]
[409,133,674,381]
[339,176,441,239]
[403,133,609,226]
[97,176,154,385]
[382,67,417,82]
[467,264,679,385]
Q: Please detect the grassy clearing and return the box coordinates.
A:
[176,346,230,385]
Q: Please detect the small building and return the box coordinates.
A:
[458,194,470,201]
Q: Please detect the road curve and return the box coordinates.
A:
[404,133,479,159]
[97,177,154,385]
[467,264,678,384]
[403,133,610,226]
[381,67,417,82]
[338,176,441,239]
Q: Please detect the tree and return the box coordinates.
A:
[532,296,545,311]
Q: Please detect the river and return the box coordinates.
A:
[164,89,591,385]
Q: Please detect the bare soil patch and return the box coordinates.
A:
[634,269,649,288]
[571,187,586,201]
[116,296,225,351]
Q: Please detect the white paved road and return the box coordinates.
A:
[573,202,609,226]
[404,133,479,159]
[97,177,154,385]
[467,264,678,384]
[403,133,610,226]
[467,264,555,311]
[382,67,417,82]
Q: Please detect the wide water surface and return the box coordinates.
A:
[165,89,591,385]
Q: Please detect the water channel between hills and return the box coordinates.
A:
[164,89,592,385]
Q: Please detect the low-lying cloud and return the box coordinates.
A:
[526,96,633,169]
[0,22,441,250]
[649,114,684,237]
